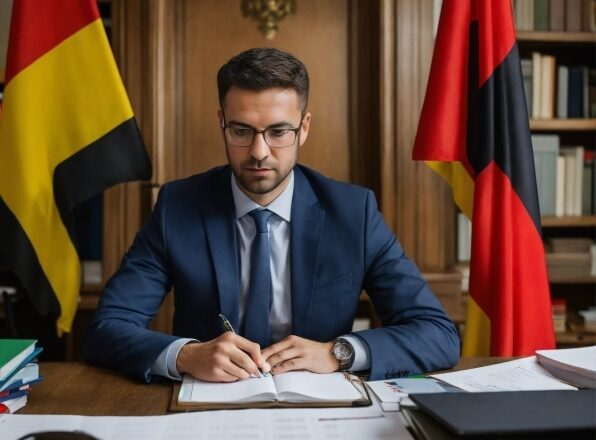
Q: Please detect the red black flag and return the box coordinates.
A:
[413,0,555,355]
[0,0,152,334]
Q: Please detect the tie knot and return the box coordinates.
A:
[249,209,272,233]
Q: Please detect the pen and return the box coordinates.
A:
[219,313,268,377]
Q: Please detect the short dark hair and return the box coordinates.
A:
[217,48,309,111]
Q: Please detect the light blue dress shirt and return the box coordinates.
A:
[150,171,370,379]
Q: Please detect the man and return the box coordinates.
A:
[83,48,460,383]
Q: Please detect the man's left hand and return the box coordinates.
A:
[261,335,339,374]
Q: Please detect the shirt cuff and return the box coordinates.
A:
[149,338,197,380]
[342,334,371,372]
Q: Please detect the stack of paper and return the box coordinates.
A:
[536,345,596,389]
[0,339,43,414]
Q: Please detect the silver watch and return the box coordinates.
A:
[332,338,355,372]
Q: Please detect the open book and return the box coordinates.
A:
[171,371,371,411]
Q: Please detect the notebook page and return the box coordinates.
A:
[179,374,278,403]
[273,372,363,403]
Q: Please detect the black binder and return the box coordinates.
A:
[408,390,596,438]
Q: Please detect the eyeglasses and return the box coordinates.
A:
[222,118,303,149]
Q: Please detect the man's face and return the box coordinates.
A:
[219,87,311,206]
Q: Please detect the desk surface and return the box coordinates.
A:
[21,358,504,416]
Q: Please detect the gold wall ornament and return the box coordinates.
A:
[241,0,297,40]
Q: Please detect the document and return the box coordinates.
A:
[174,371,370,410]
[0,406,410,440]
[430,356,578,392]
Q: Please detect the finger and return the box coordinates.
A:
[229,348,262,377]
[215,369,243,383]
[261,338,294,359]
[232,335,267,368]
[266,347,302,369]
[221,357,253,380]
[270,357,306,374]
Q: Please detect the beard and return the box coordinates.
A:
[229,156,295,197]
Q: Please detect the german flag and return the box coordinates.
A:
[0,0,151,335]
[412,0,555,356]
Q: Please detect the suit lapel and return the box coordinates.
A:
[203,167,241,332]
[290,168,325,337]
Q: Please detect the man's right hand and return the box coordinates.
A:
[175,332,270,382]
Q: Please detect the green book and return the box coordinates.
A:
[534,0,550,31]
[0,339,37,381]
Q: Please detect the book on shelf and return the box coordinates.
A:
[550,0,566,31]
[515,0,595,31]
[552,298,567,333]
[532,134,559,216]
[547,237,593,253]
[556,154,566,216]
[531,51,543,119]
[546,252,592,278]
[525,53,594,120]
[172,371,371,411]
[521,58,533,116]
[534,0,550,30]
[560,146,585,216]
[567,0,585,31]
[541,54,557,119]
[557,65,568,118]
[568,66,584,118]
[583,150,594,214]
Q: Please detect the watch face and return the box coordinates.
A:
[333,340,353,360]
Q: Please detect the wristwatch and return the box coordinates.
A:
[332,338,355,372]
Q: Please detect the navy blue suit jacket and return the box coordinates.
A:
[83,165,460,381]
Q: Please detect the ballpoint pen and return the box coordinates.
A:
[219,313,268,377]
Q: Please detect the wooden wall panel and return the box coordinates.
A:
[178,0,350,181]
[380,0,455,271]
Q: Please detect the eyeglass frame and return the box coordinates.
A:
[221,112,305,149]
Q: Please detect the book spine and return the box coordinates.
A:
[567,66,583,118]
[582,152,594,215]
[556,65,568,118]
[566,0,583,31]
[562,151,576,216]
[532,52,543,119]
[550,0,567,30]
[573,146,585,215]
[581,0,596,31]
[540,55,556,119]
[532,134,560,216]
[555,155,566,217]
[534,0,550,30]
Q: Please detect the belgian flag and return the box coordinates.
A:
[0,0,151,334]
[413,0,555,356]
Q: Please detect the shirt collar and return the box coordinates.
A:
[231,170,294,222]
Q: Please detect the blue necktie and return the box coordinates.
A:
[242,209,273,347]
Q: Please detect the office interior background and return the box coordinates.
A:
[0,0,594,360]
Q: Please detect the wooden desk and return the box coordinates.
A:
[21,358,505,416]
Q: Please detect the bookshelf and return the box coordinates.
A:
[530,118,596,130]
[517,31,596,43]
[516,22,595,347]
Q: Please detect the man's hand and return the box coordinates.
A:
[261,335,339,375]
[176,332,271,382]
